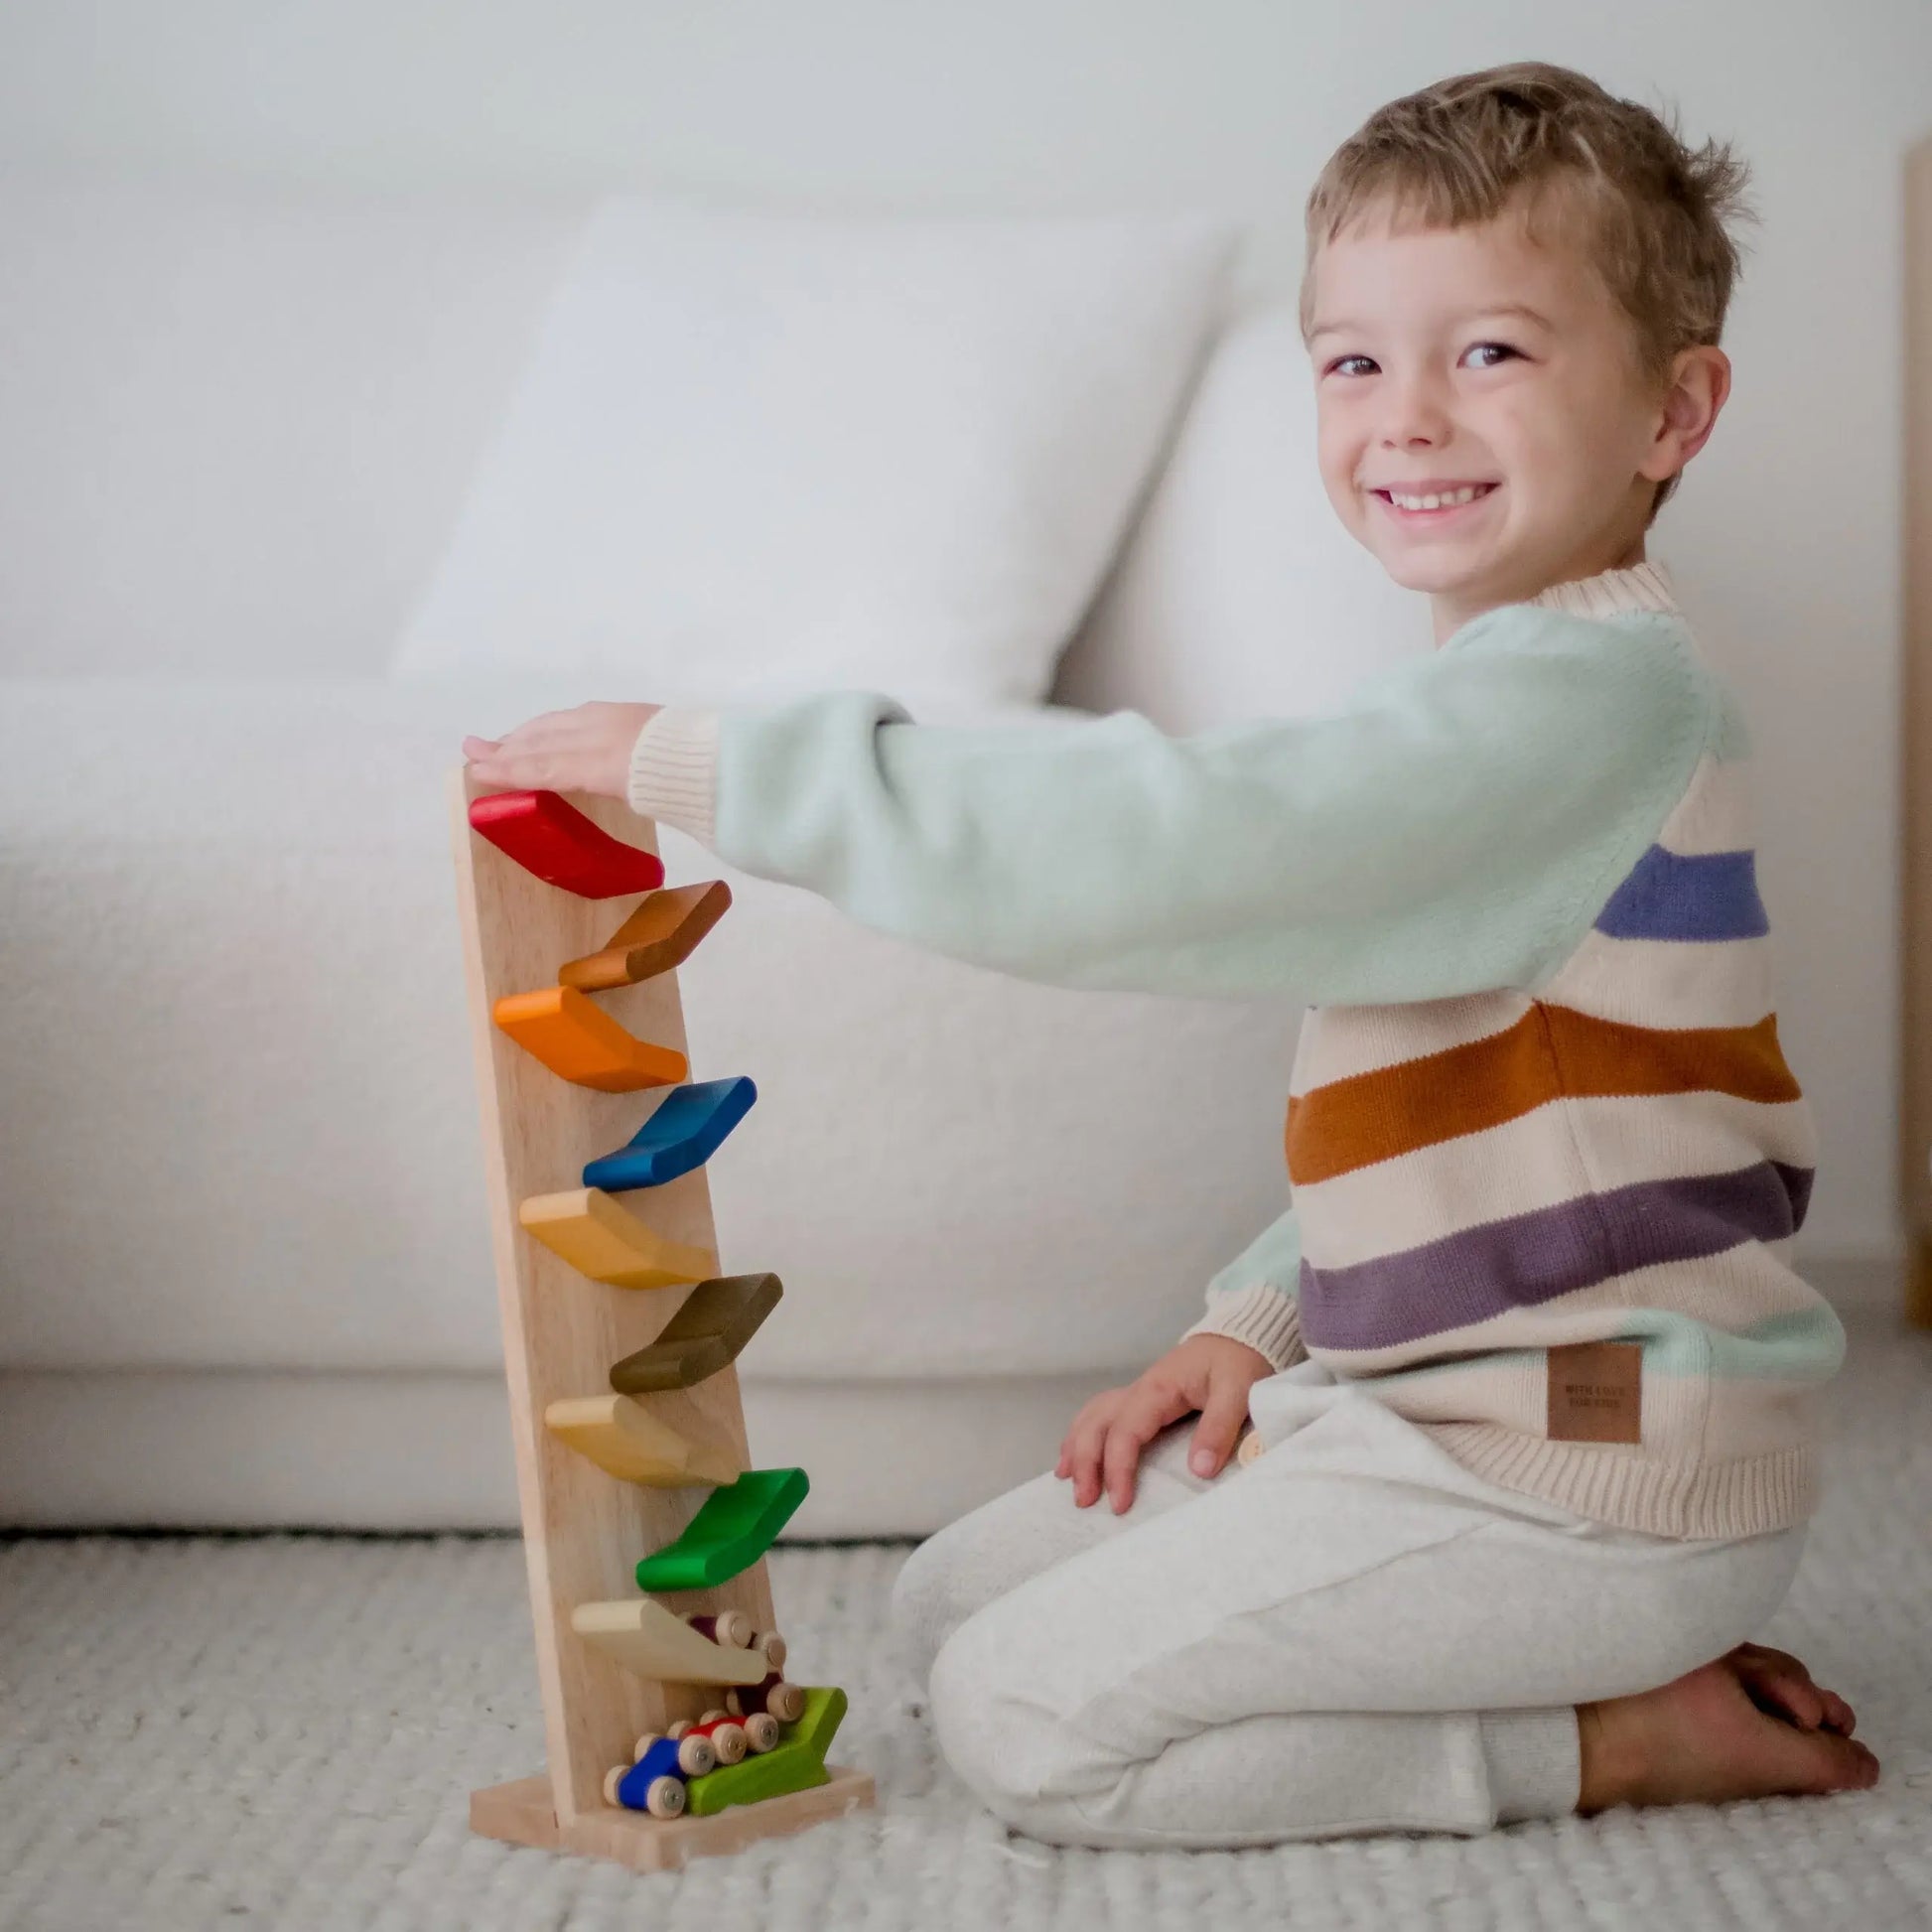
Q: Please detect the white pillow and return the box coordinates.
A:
[391,199,1238,707]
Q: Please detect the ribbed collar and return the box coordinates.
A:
[1528,559,1679,620]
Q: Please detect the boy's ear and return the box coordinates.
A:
[1642,345,1731,482]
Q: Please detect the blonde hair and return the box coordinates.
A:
[1301,62,1756,520]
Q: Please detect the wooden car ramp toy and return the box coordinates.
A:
[453,779,872,1874]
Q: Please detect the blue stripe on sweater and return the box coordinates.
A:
[1593,846,1768,942]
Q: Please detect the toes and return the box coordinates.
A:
[1720,1661,1880,1797]
[1821,1737,1881,1792]
[1792,1730,1879,1796]
[1764,1679,1825,1730]
[1734,1642,1814,1691]
[1727,1646,1860,1737]
[1734,1654,1826,1730]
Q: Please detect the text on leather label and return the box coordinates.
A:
[1547,1341,1643,1444]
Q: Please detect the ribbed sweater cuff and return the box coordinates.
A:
[1181,1283,1308,1373]
[627,707,721,847]
[1479,1709,1582,1824]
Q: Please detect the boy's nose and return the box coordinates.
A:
[1379,374,1451,448]
[1382,412,1449,450]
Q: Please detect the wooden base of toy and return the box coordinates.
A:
[470,1764,876,1873]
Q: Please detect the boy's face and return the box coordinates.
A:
[1307,198,1696,637]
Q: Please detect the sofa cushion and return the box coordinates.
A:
[392,200,1238,709]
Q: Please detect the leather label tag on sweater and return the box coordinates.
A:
[1547,1342,1643,1444]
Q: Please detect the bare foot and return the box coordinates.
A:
[1578,1643,1878,1813]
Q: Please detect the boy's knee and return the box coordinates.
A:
[928,1609,1050,1817]
[887,1536,949,1686]
[927,1595,1123,1830]
[888,1496,1038,1684]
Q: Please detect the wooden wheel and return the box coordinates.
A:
[644,1775,687,1820]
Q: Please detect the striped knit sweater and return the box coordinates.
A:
[629,560,1839,1541]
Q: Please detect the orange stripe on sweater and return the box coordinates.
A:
[1286,1005,1802,1184]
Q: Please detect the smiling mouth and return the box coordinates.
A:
[1371,482,1500,514]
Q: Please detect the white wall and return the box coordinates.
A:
[0,0,1923,1260]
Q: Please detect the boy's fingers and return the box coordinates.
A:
[1078,1407,1126,1506]
[1102,1385,1185,1514]
[471,753,533,786]
[1063,1405,1117,1508]
[465,712,576,761]
[1057,1404,1103,1477]
[1101,1418,1149,1514]
[472,746,589,792]
[1188,1376,1252,1477]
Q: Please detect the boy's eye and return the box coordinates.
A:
[1323,343,1519,378]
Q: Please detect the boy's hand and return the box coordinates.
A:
[1055,1333,1273,1514]
[462,702,662,801]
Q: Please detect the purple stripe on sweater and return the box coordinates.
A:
[1783,1163,1813,1232]
[1593,845,1768,942]
[1300,1161,1812,1353]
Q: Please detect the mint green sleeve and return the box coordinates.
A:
[708,607,1711,1004]
[1179,1205,1307,1371]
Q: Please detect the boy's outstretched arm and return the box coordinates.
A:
[621,606,1711,1006]
[463,606,1711,1007]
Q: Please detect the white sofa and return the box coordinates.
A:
[0,178,1419,1533]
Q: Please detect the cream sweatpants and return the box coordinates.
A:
[889,1365,1805,1850]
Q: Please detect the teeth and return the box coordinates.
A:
[1388,484,1487,510]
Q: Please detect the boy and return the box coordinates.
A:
[464,63,1877,1844]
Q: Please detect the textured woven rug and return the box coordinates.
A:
[4,1308,1931,1932]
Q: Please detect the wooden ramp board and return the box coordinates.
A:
[582,1077,758,1190]
[610,1274,783,1395]
[469,788,666,898]
[634,1467,809,1591]
[471,1764,876,1874]
[451,769,785,1828]
[559,881,734,990]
